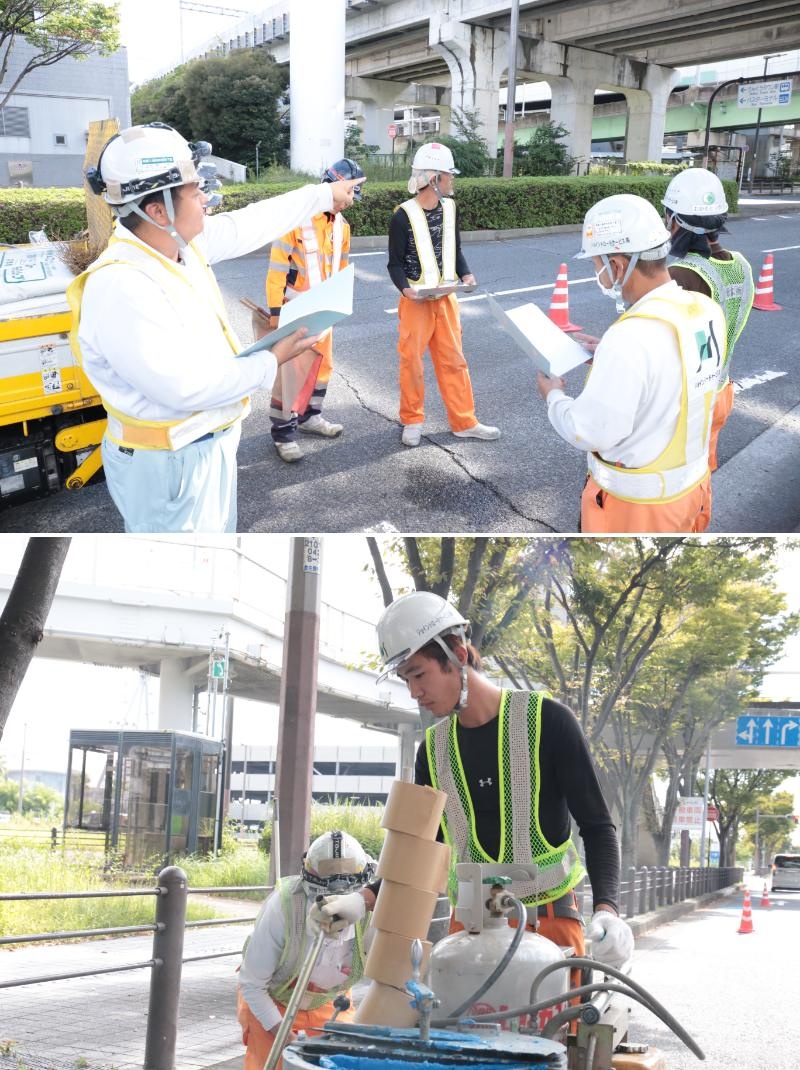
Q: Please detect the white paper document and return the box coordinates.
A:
[488,294,590,377]
[237,262,355,358]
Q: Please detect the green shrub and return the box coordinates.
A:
[0,174,738,246]
[257,801,386,863]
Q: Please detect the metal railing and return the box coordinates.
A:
[619,865,743,918]
[0,868,271,1070]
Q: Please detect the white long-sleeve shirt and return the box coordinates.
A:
[238,886,357,1033]
[78,184,334,423]
[546,282,687,469]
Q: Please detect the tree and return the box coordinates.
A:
[345,123,379,159]
[513,121,577,176]
[0,537,71,742]
[707,770,788,867]
[21,781,62,819]
[0,0,120,110]
[433,108,494,177]
[132,50,290,170]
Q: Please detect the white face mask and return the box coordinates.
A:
[595,261,626,313]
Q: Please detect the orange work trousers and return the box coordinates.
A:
[581,473,712,533]
[709,379,734,473]
[237,987,357,1070]
[270,329,333,423]
[397,293,477,431]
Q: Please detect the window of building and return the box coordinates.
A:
[0,107,31,138]
[54,133,67,147]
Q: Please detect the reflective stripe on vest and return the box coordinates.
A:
[268,876,367,1010]
[66,235,249,451]
[425,690,585,907]
[400,197,457,288]
[671,250,754,384]
[588,292,725,503]
[300,214,344,289]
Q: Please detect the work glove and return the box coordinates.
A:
[586,911,634,969]
[308,891,366,936]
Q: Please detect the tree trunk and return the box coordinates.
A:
[0,537,71,740]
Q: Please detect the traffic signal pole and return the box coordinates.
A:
[271,538,322,883]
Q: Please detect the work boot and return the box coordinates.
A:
[298,413,343,437]
[401,424,422,447]
[452,422,501,441]
[275,440,303,462]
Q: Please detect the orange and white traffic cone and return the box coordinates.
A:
[760,882,771,908]
[547,262,582,332]
[752,252,782,311]
[737,890,754,933]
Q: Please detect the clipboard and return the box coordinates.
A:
[487,294,590,377]
[411,281,477,299]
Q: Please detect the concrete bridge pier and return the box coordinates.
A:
[158,657,197,731]
[347,76,408,154]
[622,64,682,163]
[429,14,508,153]
[290,0,345,174]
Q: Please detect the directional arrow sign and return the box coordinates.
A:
[736,715,800,748]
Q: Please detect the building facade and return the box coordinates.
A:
[0,39,130,188]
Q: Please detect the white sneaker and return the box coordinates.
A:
[402,424,422,447]
[298,413,343,437]
[275,440,303,462]
[452,422,501,441]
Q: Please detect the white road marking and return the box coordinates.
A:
[349,251,386,257]
[383,276,594,313]
[363,521,399,532]
[763,244,800,252]
[733,370,787,393]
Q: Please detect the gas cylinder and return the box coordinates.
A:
[429,913,569,1034]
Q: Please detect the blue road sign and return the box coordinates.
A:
[736,715,800,748]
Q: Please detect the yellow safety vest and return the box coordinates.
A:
[66,235,249,451]
[399,197,457,288]
[588,289,726,503]
[267,877,367,1010]
[425,691,585,907]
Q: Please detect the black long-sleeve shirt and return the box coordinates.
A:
[387,199,470,293]
[413,696,620,913]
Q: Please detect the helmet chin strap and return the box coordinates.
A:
[432,630,469,711]
[600,252,640,313]
[123,187,187,250]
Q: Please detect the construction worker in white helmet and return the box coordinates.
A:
[663,167,755,472]
[386,141,500,447]
[237,829,374,1070]
[312,592,634,974]
[536,193,727,533]
[67,122,364,532]
[258,158,365,463]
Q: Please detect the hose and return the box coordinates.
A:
[440,893,527,1021]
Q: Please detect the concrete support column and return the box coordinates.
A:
[346,75,410,154]
[623,64,681,163]
[429,14,507,155]
[290,0,344,173]
[397,723,418,783]
[549,76,596,168]
[158,658,194,731]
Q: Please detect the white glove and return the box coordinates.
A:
[308,891,366,936]
[586,910,634,969]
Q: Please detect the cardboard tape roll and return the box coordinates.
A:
[371,879,438,940]
[353,979,419,1028]
[364,929,432,989]
[381,780,446,840]
[376,830,451,894]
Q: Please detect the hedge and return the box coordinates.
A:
[0,175,739,245]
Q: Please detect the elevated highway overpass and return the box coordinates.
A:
[190,1,800,168]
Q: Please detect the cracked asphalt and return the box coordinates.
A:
[3,205,799,532]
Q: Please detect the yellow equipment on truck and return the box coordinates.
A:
[0,118,116,508]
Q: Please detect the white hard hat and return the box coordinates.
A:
[90,123,201,206]
[663,168,728,218]
[377,591,469,678]
[301,830,372,896]
[575,194,671,260]
[411,142,460,175]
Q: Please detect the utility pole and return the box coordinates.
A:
[749,52,787,192]
[271,538,322,883]
[502,0,520,178]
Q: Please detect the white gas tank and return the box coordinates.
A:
[429,916,569,1033]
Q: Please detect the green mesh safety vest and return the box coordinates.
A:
[672,251,754,382]
[266,876,368,1010]
[425,691,585,907]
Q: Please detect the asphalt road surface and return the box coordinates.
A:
[3,203,799,533]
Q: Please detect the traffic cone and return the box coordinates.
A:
[760,882,771,908]
[737,890,754,933]
[752,253,782,311]
[547,263,582,332]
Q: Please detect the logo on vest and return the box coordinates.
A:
[478,777,493,788]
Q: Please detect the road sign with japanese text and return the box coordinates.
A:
[736,715,800,748]
[673,797,705,830]
[737,80,793,108]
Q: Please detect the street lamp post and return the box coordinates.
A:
[749,52,787,192]
[255,140,262,180]
[502,0,521,178]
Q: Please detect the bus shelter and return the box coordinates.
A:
[65,729,222,869]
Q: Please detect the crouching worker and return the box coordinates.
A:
[237,831,374,1070]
